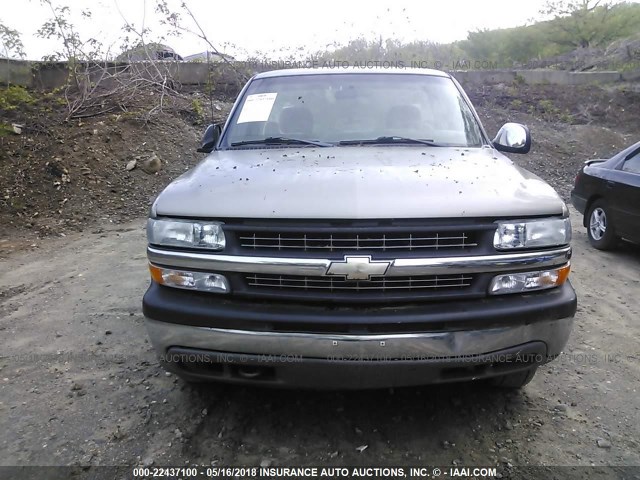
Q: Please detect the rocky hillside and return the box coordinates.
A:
[537,33,640,71]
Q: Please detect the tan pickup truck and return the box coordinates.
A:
[143,68,576,389]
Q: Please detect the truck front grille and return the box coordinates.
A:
[238,231,477,252]
[221,219,496,302]
[245,273,474,292]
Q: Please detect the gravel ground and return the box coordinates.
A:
[0,210,639,477]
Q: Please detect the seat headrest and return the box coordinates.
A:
[279,106,314,137]
[386,105,422,129]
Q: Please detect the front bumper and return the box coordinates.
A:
[143,281,576,388]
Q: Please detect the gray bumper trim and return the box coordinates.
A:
[145,316,573,360]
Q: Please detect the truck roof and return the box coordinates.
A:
[253,67,451,79]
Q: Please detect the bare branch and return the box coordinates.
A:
[157,0,249,84]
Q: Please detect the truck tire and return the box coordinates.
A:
[489,367,537,389]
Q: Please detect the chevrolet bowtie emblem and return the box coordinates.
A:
[326,255,391,280]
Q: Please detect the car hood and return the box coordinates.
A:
[153,146,566,219]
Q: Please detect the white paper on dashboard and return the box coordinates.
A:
[236,93,278,123]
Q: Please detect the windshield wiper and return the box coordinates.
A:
[338,136,440,146]
[231,137,333,147]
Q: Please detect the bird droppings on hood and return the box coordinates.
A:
[155,146,564,219]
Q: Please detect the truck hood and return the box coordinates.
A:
[153,146,566,219]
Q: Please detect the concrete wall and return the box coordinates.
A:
[1,59,639,90]
[452,70,517,85]
[450,69,626,86]
[0,60,33,86]
[0,60,246,94]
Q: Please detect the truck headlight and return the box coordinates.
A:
[147,218,225,250]
[149,264,230,293]
[494,217,571,250]
[489,263,570,295]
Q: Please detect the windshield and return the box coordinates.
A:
[220,73,485,149]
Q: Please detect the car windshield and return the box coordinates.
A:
[220,73,485,149]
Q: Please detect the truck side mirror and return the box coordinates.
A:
[197,124,222,153]
[493,123,531,154]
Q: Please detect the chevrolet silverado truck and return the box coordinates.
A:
[142,68,576,389]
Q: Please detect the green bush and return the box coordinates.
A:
[191,98,205,123]
[0,85,35,110]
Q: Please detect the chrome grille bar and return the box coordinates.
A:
[245,274,473,291]
[238,233,478,251]
[147,246,572,277]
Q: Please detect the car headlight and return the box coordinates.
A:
[147,218,225,250]
[494,217,571,250]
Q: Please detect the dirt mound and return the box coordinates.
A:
[0,88,232,253]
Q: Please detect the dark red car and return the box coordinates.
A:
[571,141,640,250]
